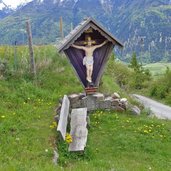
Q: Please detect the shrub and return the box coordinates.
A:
[165,92,171,105]
[149,68,171,100]
[106,55,132,90]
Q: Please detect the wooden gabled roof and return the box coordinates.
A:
[58,17,123,53]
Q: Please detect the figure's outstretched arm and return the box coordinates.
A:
[71,44,85,50]
[93,40,108,49]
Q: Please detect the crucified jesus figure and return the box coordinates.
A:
[71,37,108,84]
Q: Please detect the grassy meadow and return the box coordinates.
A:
[0,45,171,171]
[143,62,171,77]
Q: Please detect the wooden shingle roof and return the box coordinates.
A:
[58,17,123,53]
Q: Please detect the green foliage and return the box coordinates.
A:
[106,54,132,90]
[148,68,171,104]
[107,53,151,91]
[128,53,151,89]
[129,52,141,71]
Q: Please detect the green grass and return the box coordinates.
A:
[0,46,171,171]
[143,62,171,77]
[58,111,171,171]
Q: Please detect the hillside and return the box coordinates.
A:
[0,0,171,62]
[0,45,171,170]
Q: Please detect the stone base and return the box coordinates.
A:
[56,92,129,114]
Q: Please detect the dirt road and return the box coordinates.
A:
[133,94,171,120]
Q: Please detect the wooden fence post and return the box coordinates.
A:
[14,41,18,71]
[26,20,36,76]
[60,17,64,39]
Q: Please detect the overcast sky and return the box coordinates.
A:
[3,0,33,8]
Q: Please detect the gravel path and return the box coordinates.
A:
[133,94,171,120]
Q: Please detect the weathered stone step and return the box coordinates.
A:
[69,108,88,152]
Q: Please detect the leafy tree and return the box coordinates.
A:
[129,52,141,71]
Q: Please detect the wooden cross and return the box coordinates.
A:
[75,36,96,46]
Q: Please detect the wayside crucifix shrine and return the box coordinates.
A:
[56,17,126,152]
[58,17,123,94]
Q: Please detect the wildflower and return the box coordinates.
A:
[49,121,57,128]
[28,97,30,100]
[1,115,5,118]
[126,120,130,123]
[45,149,48,152]
[65,133,72,144]
[144,130,149,134]
[16,138,20,141]
[160,135,163,138]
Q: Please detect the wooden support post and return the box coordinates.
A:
[60,17,64,39]
[26,20,36,76]
[70,22,73,32]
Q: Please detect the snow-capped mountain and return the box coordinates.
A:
[0,1,13,19]
[0,2,6,10]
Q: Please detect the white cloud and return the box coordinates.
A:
[3,0,33,8]
[0,3,5,10]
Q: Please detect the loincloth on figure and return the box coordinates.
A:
[83,56,94,66]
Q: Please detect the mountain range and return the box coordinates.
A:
[0,0,171,63]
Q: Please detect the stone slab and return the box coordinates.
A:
[92,93,105,101]
[68,94,80,104]
[69,108,88,152]
[82,96,97,111]
[57,95,70,140]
